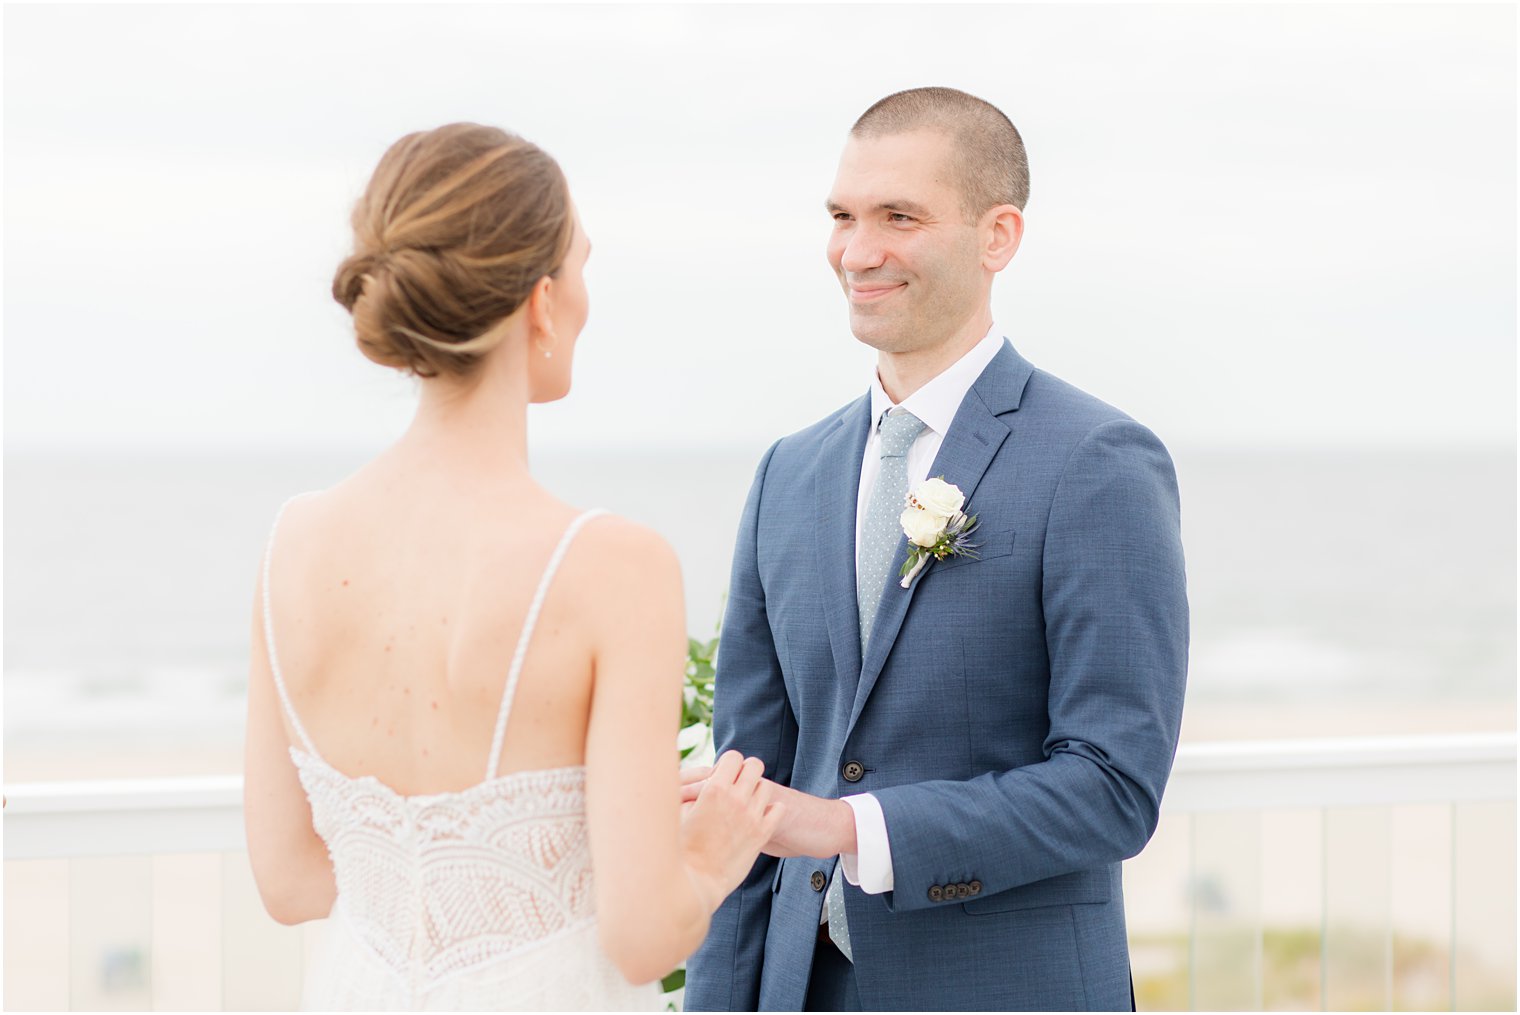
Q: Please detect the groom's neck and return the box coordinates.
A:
[875,310,992,404]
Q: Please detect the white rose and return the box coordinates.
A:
[911,477,965,518]
[900,505,949,548]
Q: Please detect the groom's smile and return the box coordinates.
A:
[846,281,906,303]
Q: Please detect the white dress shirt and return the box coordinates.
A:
[837,324,1006,895]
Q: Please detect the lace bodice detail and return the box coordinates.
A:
[293,751,597,991]
[262,501,625,1003]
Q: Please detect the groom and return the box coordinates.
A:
[683,87,1189,1011]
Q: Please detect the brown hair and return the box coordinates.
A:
[852,87,1030,218]
[332,123,574,379]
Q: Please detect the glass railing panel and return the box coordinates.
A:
[1190,810,1263,1010]
[1260,807,1323,1011]
[1389,802,1451,1012]
[1452,799,1517,1011]
[1125,811,1190,1010]
[1323,805,1391,1011]
[150,852,222,1011]
[4,858,70,1011]
[69,855,154,1010]
[220,852,304,1010]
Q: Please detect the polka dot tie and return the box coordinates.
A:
[826,407,925,962]
[856,409,926,648]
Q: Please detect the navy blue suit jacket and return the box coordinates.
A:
[685,341,1188,1011]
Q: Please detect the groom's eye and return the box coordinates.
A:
[888,212,914,223]
[832,212,853,222]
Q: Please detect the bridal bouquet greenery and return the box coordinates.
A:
[679,626,719,766]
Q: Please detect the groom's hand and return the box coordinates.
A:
[757,781,857,858]
[684,772,856,859]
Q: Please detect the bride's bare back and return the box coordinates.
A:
[244,124,780,999]
[266,461,596,796]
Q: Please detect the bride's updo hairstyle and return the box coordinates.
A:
[332,123,575,379]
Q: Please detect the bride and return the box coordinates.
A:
[243,123,781,1010]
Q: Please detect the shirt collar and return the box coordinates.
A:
[869,323,1006,436]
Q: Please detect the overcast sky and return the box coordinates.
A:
[5,3,1515,454]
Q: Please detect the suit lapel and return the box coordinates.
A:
[813,394,872,702]
[844,342,1032,739]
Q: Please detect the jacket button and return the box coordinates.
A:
[928,885,943,902]
[842,761,865,783]
[810,870,827,892]
[956,883,971,898]
[969,880,982,895]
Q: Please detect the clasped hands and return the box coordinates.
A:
[681,752,857,859]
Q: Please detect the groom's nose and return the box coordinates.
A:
[838,224,889,274]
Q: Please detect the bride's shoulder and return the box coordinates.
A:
[556,513,684,611]
[265,488,331,546]
[559,513,684,645]
[566,512,680,586]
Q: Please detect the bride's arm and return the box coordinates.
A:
[581,519,779,985]
[243,575,337,926]
[580,519,708,983]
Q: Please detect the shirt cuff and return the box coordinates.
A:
[838,793,894,894]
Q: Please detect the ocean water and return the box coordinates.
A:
[4,445,1515,753]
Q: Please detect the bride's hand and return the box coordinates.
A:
[678,764,707,820]
[680,750,784,912]
[685,772,856,860]
[678,763,711,807]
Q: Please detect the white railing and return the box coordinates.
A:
[9,734,1511,860]
[5,734,1516,1010]
[1163,733,1516,811]
[6,776,243,860]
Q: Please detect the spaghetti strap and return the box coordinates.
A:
[261,493,323,760]
[485,508,611,780]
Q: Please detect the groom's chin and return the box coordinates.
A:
[848,313,906,354]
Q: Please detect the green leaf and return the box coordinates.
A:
[661,968,686,993]
[681,609,722,733]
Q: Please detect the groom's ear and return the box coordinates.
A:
[981,204,1024,273]
[525,274,555,338]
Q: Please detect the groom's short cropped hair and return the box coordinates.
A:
[851,87,1030,219]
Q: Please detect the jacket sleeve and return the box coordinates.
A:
[683,440,800,1010]
[871,418,1189,912]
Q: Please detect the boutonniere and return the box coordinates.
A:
[898,477,981,588]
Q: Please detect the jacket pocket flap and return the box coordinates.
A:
[961,868,1111,915]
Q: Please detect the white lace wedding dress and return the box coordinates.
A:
[262,502,664,1011]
